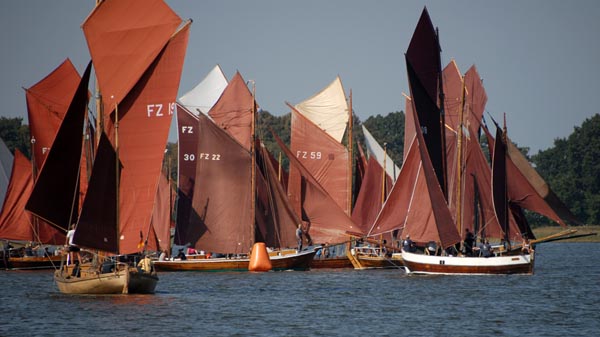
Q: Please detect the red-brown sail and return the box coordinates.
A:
[255,144,301,249]
[492,127,510,242]
[188,113,253,254]
[26,62,92,233]
[484,122,568,229]
[104,22,190,254]
[0,151,35,242]
[73,133,121,253]
[82,0,183,118]
[405,7,446,196]
[24,59,81,174]
[352,156,390,234]
[289,108,349,214]
[150,172,172,252]
[173,104,199,246]
[272,130,359,244]
[208,72,254,151]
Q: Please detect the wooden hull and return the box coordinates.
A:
[401,250,534,275]
[310,256,353,269]
[347,248,404,270]
[2,255,63,270]
[54,263,130,294]
[154,249,317,272]
[128,268,159,294]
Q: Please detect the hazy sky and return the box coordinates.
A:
[1,0,599,154]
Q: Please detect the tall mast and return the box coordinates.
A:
[381,142,387,205]
[250,80,256,247]
[94,0,103,145]
[114,99,120,253]
[456,75,466,235]
[347,90,353,215]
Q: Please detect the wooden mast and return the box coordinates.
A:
[381,143,387,205]
[456,75,466,235]
[347,90,353,215]
[250,80,256,250]
[114,98,120,253]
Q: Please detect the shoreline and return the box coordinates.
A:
[533,225,599,243]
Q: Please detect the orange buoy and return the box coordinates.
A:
[248,242,272,272]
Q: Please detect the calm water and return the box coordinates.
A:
[1,243,598,337]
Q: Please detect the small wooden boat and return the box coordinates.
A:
[347,246,404,270]
[3,254,63,270]
[310,256,353,269]
[401,250,534,275]
[128,267,159,294]
[54,261,130,294]
[153,248,317,272]
[53,256,159,295]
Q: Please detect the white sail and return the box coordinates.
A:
[0,138,14,207]
[178,64,228,115]
[362,125,400,180]
[295,76,349,143]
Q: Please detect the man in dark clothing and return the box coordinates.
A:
[464,229,475,256]
[296,224,303,252]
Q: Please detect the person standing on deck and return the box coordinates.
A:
[296,224,303,252]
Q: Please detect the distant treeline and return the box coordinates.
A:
[2,112,598,227]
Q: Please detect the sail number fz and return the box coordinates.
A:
[182,153,221,161]
[296,151,322,160]
[147,103,176,117]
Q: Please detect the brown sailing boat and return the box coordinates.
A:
[155,72,317,272]
[25,0,190,293]
[0,59,80,270]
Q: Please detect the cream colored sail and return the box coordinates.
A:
[294,76,349,143]
[178,64,228,115]
[362,125,400,180]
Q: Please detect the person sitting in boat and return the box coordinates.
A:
[402,235,416,253]
[176,248,187,260]
[137,256,153,273]
[463,229,475,256]
[521,237,532,254]
[480,239,493,258]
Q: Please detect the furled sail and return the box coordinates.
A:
[82,0,183,118]
[178,64,228,115]
[24,58,80,174]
